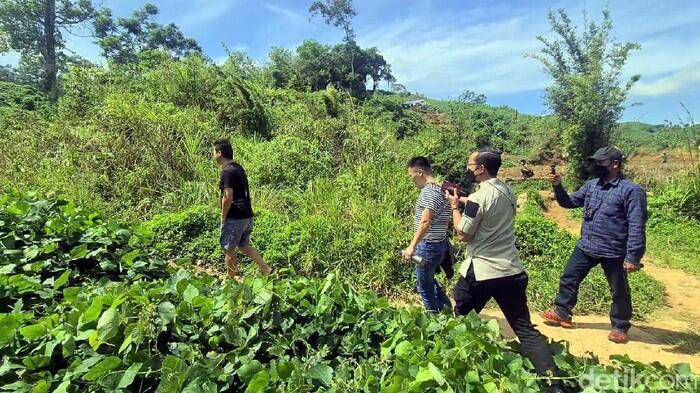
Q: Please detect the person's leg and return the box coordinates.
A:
[432,242,452,311]
[224,249,239,278]
[600,258,632,332]
[239,246,271,276]
[220,219,244,279]
[453,265,491,316]
[554,246,598,320]
[236,218,271,276]
[434,280,452,312]
[494,273,560,386]
[415,241,450,312]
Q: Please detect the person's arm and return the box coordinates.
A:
[403,208,433,260]
[623,186,648,270]
[221,188,233,225]
[446,190,481,243]
[551,175,588,209]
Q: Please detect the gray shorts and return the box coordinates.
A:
[220,218,254,251]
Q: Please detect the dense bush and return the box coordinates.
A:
[1,190,695,392]
[235,135,335,190]
[0,189,168,313]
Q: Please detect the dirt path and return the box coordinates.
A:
[491,191,700,370]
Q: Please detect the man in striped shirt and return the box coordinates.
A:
[403,157,452,312]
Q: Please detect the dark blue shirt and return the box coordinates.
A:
[554,176,648,264]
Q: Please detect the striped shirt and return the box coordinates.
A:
[413,183,451,242]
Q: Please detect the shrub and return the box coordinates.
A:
[236,135,334,190]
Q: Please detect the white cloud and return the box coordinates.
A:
[358,0,700,100]
[632,64,700,96]
[261,3,305,24]
[360,11,550,97]
[175,1,238,29]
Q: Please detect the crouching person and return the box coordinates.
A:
[446,148,563,392]
[403,157,452,312]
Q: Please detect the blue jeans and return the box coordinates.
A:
[415,240,452,312]
[555,246,632,332]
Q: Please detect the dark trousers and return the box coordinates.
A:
[555,246,632,332]
[454,267,559,379]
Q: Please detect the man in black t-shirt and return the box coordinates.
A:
[213,139,271,278]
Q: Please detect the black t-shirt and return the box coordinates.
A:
[219,162,253,219]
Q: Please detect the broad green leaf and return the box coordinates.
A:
[119,334,133,354]
[237,360,263,384]
[74,356,102,374]
[83,356,121,381]
[69,244,89,260]
[62,287,80,304]
[394,340,413,358]
[120,249,140,265]
[308,364,333,386]
[41,242,57,254]
[483,381,499,393]
[414,367,433,383]
[22,355,50,370]
[52,381,70,393]
[0,264,16,274]
[62,333,75,357]
[673,363,691,376]
[244,370,270,393]
[0,315,18,345]
[158,301,176,324]
[81,296,103,324]
[0,381,33,392]
[29,380,49,393]
[19,324,46,341]
[23,245,39,261]
[53,270,71,289]
[97,308,120,342]
[428,362,446,386]
[117,362,142,389]
[88,330,100,351]
[183,284,199,304]
[156,356,187,393]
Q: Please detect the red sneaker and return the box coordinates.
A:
[542,310,574,328]
[608,329,629,344]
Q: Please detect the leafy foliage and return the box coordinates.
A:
[0,190,696,392]
[0,0,95,100]
[531,8,640,185]
[93,3,201,65]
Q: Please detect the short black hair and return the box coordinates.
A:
[407,156,432,174]
[213,139,233,159]
[474,147,502,176]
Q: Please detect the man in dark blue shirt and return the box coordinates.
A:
[542,147,648,344]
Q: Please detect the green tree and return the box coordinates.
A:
[266,47,297,88]
[309,0,357,76]
[457,90,487,104]
[531,8,640,183]
[309,0,356,43]
[363,47,393,92]
[94,3,201,65]
[0,0,95,101]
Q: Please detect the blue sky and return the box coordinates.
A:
[2,0,699,123]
